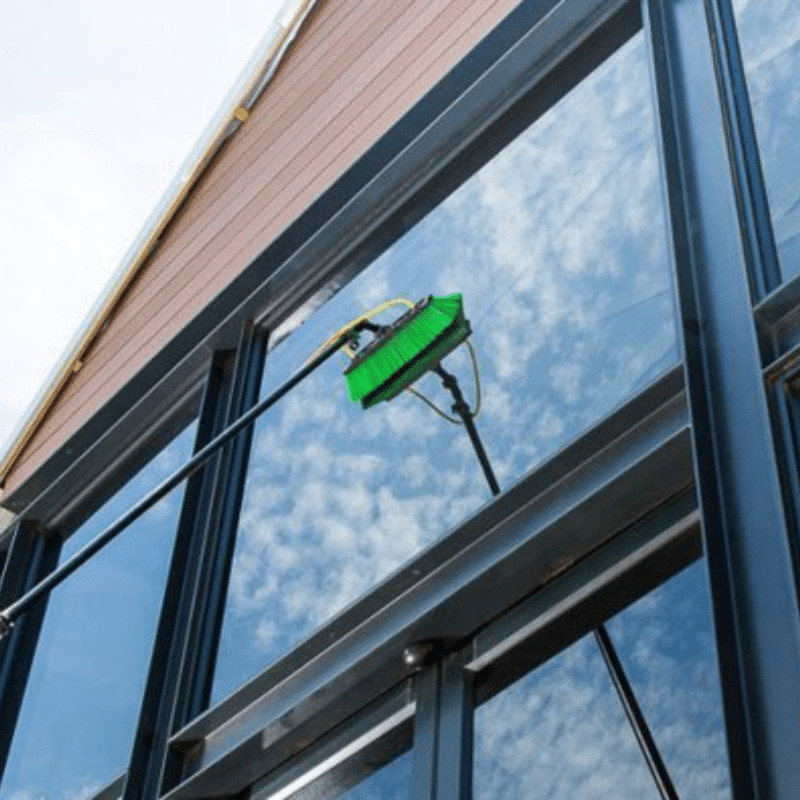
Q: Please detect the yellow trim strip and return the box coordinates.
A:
[0,0,322,488]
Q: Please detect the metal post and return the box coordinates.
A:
[411,664,441,800]
[644,0,800,796]
[0,521,60,783]
[435,653,474,800]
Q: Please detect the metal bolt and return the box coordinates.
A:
[403,640,440,670]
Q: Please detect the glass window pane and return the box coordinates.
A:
[474,559,731,799]
[734,0,800,279]
[606,560,732,798]
[474,634,661,799]
[213,31,676,703]
[0,423,197,800]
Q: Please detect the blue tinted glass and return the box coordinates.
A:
[0,424,196,800]
[474,635,661,799]
[213,32,676,703]
[734,0,800,279]
[474,561,730,798]
[606,561,731,798]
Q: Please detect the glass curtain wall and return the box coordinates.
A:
[475,637,662,799]
[0,423,197,800]
[6,1,798,796]
[604,562,731,798]
[211,30,677,703]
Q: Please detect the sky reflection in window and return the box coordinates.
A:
[474,561,730,799]
[474,635,661,800]
[0,424,197,800]
[212,32,676,703]
[734,0,800,279]
[606,561,731,798]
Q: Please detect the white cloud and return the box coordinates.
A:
[474,564,730,799]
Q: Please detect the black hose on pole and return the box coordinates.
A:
[434,364,500,496]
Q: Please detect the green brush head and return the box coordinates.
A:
[344,293,471,408]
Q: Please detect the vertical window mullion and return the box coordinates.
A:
[161,322,267,793]
[178,322,268,721]
[411,662,441,800]
[644,0,800,797]
[0,520,61,783]
[166,349,239,733]
[121,351,234,800]
[435,652,474,800]
[410,650,474,800]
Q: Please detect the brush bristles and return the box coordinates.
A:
[345,293,470,406]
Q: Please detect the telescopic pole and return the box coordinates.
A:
[0,328,361,640]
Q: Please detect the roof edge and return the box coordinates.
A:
[0,0,323,489]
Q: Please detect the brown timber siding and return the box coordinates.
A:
[4,0,521,496]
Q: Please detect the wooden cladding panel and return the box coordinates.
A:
[5,0,520,495]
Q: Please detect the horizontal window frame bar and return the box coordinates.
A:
[249,682,414,800]
[163,367,692,799]
[468,490,700,698]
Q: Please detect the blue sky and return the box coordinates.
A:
[474,562,730,800]
[0,0,285,453]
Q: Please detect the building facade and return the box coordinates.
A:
[0,0,799,798]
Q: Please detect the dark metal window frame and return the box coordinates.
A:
[147,362,694,800]
[0,520,61,778]
[3,0,800,797]
[0,380,203,792]
[646,0,800,796]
